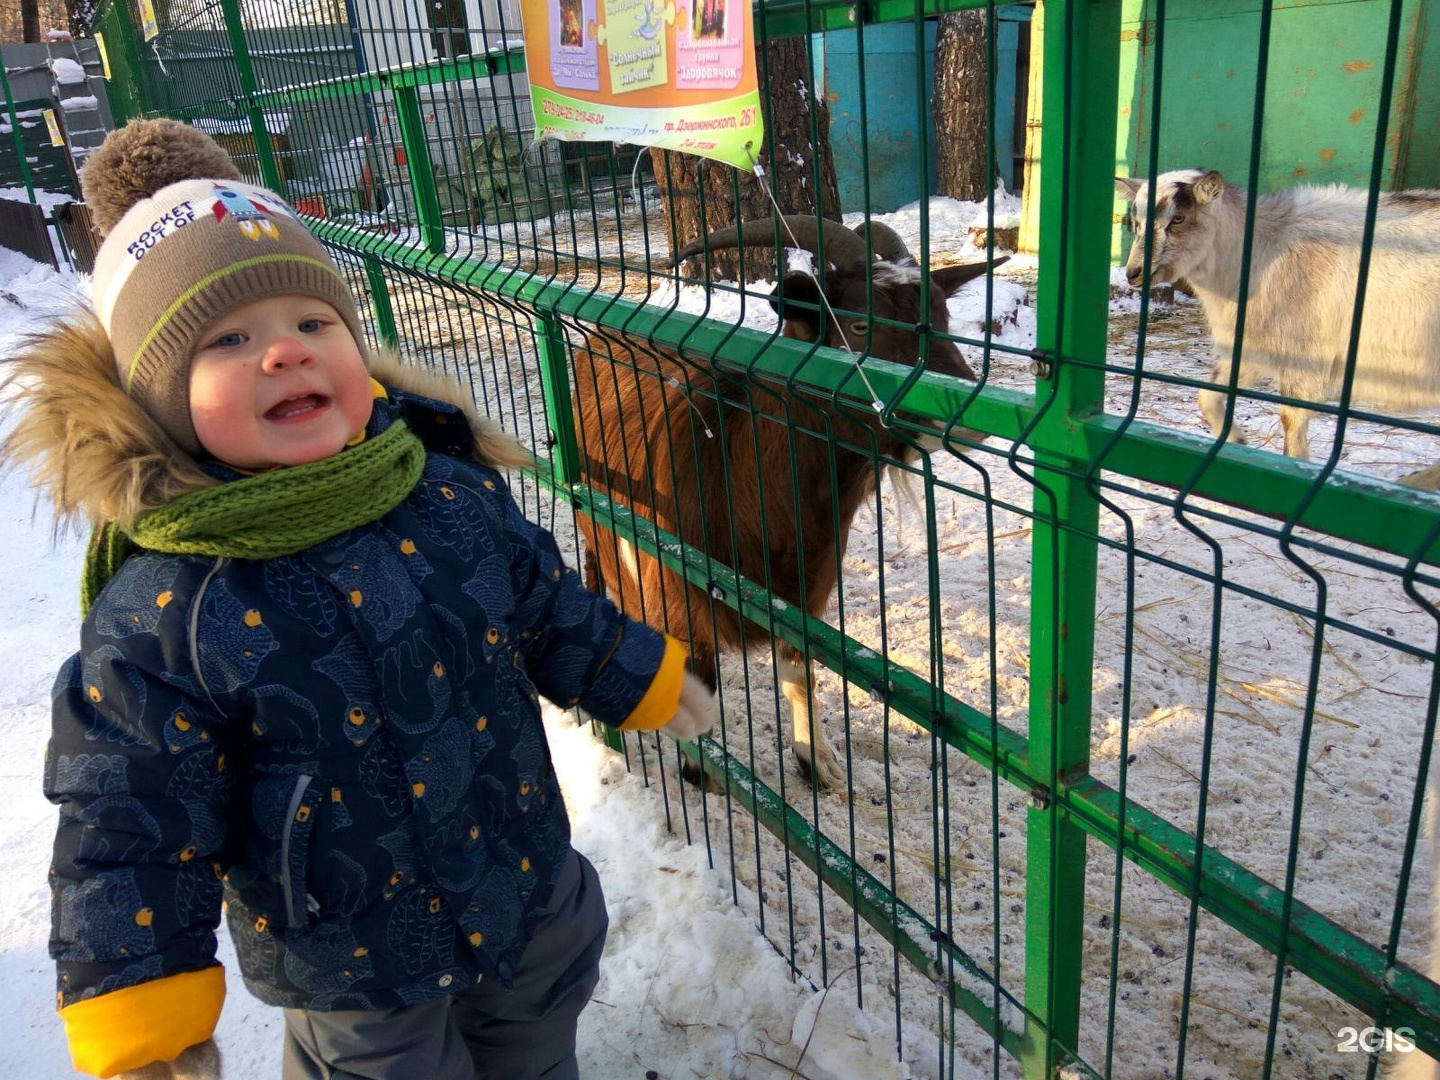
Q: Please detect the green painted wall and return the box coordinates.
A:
[1108,0,1437,252]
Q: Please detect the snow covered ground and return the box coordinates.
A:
[3,182,1439,1079]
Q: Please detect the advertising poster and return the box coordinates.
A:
[139,0,159,41]
[520,0,763,170]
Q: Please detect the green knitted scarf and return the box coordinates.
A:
[82,420,427,615]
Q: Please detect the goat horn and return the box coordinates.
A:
[852,219,912,263]
[669,215,870,273]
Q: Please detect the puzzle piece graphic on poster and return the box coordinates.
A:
[598,0,674,93]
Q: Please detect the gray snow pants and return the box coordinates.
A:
[280,850,608,1080]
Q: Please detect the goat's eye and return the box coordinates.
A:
[847,321,869,336]
[1169,213,1186,226]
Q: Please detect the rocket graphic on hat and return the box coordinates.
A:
[210,184,282,240]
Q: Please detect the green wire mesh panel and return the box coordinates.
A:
[89,0,1440,1073]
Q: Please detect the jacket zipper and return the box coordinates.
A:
[280,773,318,926]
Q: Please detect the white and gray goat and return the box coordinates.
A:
[1116,170,1440,460]
[1122,170,1440,1071]
[571,217,1002,790]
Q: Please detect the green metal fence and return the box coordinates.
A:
[87,0,1440,1073]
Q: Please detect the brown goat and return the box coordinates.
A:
[572,216,1003,789]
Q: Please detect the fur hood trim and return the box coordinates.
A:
[1,304,533,532]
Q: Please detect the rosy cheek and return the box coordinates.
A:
[188,386,220,429]
[349,393,374,436]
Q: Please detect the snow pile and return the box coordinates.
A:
[49,57,87,85]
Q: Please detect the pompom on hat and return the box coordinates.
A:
[83,118,366,455]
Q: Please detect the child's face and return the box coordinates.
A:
[189,295,373,470]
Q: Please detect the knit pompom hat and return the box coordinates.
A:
[83,118,366,455]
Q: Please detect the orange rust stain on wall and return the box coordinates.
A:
[1349,107,1366,124]
[1342,60,1374,73]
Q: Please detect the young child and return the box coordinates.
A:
[4,118,717,1080]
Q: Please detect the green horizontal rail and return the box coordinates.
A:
[247,49,527,109]
[676,734,1031,1060]
[551,465,1032,786]
[309,218,1440,572]
[552,459,1440,1056]
[1063,777,1440,1051]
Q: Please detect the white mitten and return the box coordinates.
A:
[662,673,719,740]
[114,1039,222,1080]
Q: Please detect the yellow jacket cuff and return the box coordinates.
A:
[61,965,225,1078]
[617,634,687,732]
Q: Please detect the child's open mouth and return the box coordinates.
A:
[266,394,328,421]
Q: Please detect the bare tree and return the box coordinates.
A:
[66,0,98,36]
[1,0,72,42]
[22,0,44,42]
[932,10,990,201]
[654,37,841,284]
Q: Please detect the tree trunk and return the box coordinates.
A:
[932,10,990,202]
[654,36,841,284]
[22,0,43,42]
[67,0,97,37]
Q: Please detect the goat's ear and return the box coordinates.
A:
[1194,171,1225,204]
[933,256,1007,297]
[770,273,824,339]
[1115,176,1143,199]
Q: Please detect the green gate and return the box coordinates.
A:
[87,0,1440,1072]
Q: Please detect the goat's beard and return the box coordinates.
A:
[882,426,986,531]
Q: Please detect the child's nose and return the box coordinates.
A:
[261,335,312,371]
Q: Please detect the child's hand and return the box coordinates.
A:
[661,673,720,741]
[113,1039,221,1080]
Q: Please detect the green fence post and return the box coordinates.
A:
[216,0,283,192]
[363,257,398,350]
[1021,0,1121,1074]
[95,0,148,124]
[392,87,445,254]
[535,312,579,488]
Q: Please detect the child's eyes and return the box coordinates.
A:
[201,314,331,351]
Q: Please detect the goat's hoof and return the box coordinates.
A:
[679,756,705,788]
[1401,462,1440,492]
[679,755,725,795]
[792,742,846,792]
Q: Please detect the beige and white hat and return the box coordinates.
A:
[83,118,365,455]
